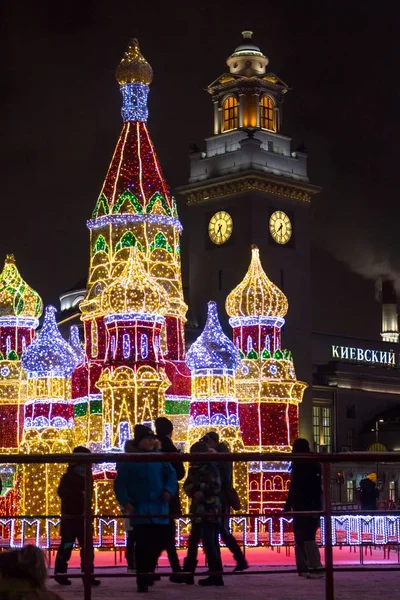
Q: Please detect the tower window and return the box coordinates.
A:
[222,96,238,132]
[260,95,276,132]
[123,334,130,359]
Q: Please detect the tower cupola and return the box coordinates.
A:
[116,38,153,122]
[226,31,269,77]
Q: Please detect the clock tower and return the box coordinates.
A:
[179,31,320,440]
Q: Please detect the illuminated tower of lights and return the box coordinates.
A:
[226,246,307,513]
[96,248,170,450]
[76,39,190,446]
[186,301,248,506]
[20,306,78,534]
[0,254,42,514]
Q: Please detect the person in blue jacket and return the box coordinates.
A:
[114,424,177,593]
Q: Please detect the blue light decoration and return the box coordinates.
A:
[69,325,85,365]
[186,301,241,371]
[121,82,150,122]
[22,306,79,378]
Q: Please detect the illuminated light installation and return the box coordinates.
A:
[226,245,307,513]
[20,306,78,533]
[69,325,85,365]
[186,301,248,508]
[76,39,190,457]
[0,255,43,518]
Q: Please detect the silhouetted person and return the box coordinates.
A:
[122,438,137,573]
[284,438,323,578]
[203,431,248,571]
[114,424,177,593]
[359,473,379,510]
[54,446,100,587]
[183,440,224,587]
[155,417,185,581]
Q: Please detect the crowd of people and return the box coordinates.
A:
[0,425,328,595]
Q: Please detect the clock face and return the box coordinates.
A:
[269,211,292,245]
[208,211,233,245]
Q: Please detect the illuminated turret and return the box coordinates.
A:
[227,246,306,512]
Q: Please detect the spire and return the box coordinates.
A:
[100,247,168,318]
[0,254,43,322]
[226,245,288,320]
[69,325,85,365]
[186,301,241,371]
[91,39,174,218]
[116,39,153,123]
[22,306,79,378]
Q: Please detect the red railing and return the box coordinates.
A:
[1,450,400,600]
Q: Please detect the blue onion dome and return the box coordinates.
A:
[186,301,241,371]
[69,325,85,365]
[22,306,79,377]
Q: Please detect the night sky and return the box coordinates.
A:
[2,1,399,340]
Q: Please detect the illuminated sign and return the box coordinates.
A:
[331,345,397,366]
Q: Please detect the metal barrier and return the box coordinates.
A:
[1,450,400,600]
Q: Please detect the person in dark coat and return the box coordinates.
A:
[114,424,177,593]
[183,440,224,587]
[155,417,185,580]
[54,446,100,587]
[284,438,323,578]
[359,473,379,510]
[203,431,248,571]
[121,438,137,573]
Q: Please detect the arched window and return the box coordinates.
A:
[141,334,148,359]
[123,334,130,359]
[222,96,238,132]
[260,95,276,131]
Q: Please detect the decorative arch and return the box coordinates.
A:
[92,194,110,218]
[94,235,109,255]
[222,95,239,132]
[115,231,143,253]
[149,232,173,254]
[146,192,172,216]
[260,95,276,132]
[272,475,284,490]
[112,190,143,214]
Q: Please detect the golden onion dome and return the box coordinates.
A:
[100,247,168,316]
[225,245,288,319]
[116,38,153,86]
[0,254,43,319]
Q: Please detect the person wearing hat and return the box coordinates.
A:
[359,473,379,511]
[114,424,177,593]
[54,446,100,587]
[202,431,248,572]
[155,417,185,580]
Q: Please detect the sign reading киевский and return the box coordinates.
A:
[331,345,397,366]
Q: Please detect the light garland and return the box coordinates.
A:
[87,211,183,233]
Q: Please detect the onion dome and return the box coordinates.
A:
[69,325,85,365]
[186,301,241,371]
[226,245,288,319]
[100,247,168,317]
[22,306,79,378]
[116,38,153,86]
[0,254,43,320]
[227,31,269,76]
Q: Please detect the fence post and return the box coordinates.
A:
[323,462,334,600]
[83,462,92,600]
